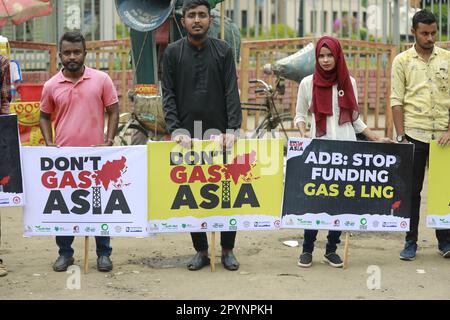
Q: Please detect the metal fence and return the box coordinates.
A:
[240,37,396,137]
[228,0,449,44]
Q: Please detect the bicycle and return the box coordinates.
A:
[115,79,294,147]
[241,78,294,153]
[114,92,168,146]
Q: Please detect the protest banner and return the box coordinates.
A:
[22,146,147,236]
[10,102,46,146]
[0,114,24,207]
[427,141,450,229]
[282,138,413,231]
[148,139,284,232]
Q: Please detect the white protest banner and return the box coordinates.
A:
[23,146,147,236]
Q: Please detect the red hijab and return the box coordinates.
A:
[310,36,359,137]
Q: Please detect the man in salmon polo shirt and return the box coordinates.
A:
[39,31,119,272]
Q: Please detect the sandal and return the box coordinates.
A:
[221,251,240,271]
[187,252,210,271]
[0,259,8,277]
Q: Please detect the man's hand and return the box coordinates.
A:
[377,137,395,143]
[173,134,192,149]
[46,143,59,147]
[93,139,114,147]
[0,104,9,114]
[220,133,237,150]
[438,131,450,146]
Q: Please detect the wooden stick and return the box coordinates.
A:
[84,236,89,274]
[343,232,350,270]
[210,232,215,272]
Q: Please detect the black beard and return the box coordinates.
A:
[189,32,208,41]
[64,62,83,72]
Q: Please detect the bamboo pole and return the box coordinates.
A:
[343,232,350,269]
[84,237,89,274]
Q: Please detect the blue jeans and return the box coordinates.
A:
[302,230,341,254]
[56,236,112,257]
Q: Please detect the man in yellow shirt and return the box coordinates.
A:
[391,9,450,261]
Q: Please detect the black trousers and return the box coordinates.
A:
[406,135,450,244]
[190,231,236,252]
[303,229,341,254]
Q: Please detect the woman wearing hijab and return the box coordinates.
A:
[294,36,392,268]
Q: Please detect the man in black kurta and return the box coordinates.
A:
[162,0,242,271]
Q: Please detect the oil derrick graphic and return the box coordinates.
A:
[222,181,231,208]
[92,186,102,214]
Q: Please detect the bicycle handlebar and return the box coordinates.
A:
[249,79,273,95]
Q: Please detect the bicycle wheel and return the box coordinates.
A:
[254,113,294,154]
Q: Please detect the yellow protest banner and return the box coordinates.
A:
[148,139,283,232]
[428,141,450,228]
[10,101,46,146]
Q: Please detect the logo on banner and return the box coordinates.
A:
[288,140,304,152]
[315,220,330,226]
[12,196,21,204]
[344,221,355,227]
[382,222,397,228]
[125,226,143,233]
[54,226,68,232]
[228,218,237,230]
[161,223,178,230]
[34,225,51,232]
[84,226,95,233]
[297,218,313,226]
[254,221,271,228]
[359,218,368,230]
[40,156,131,215]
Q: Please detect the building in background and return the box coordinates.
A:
[0,0,118,43]
[0,0,444,44]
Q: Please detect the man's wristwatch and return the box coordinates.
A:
[396,134,406,143]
